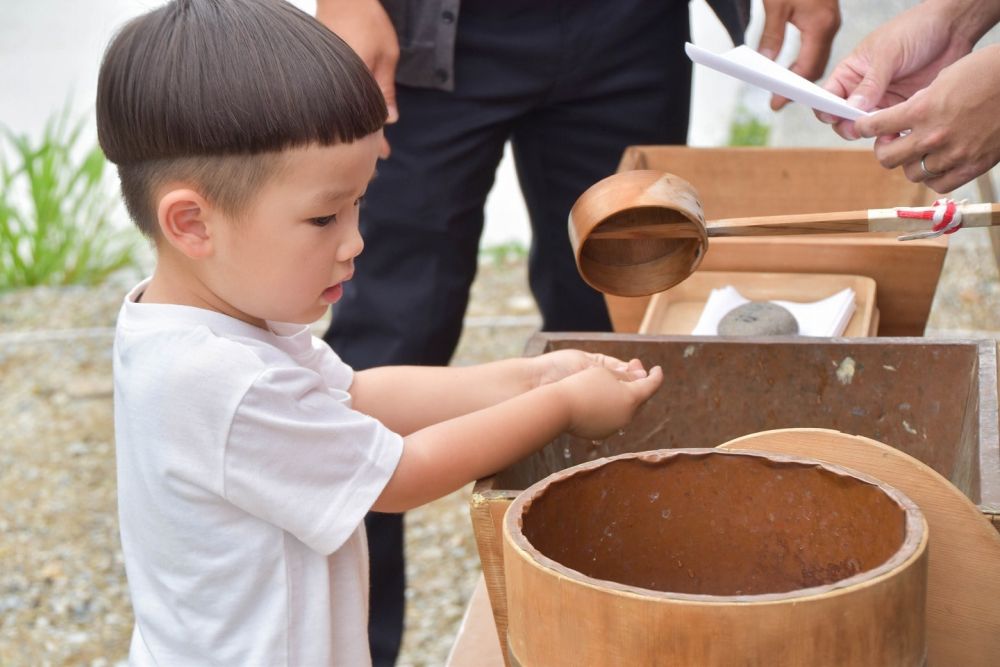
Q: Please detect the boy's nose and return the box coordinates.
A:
[337,223,364,261]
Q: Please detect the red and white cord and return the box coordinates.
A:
[895,198,965,240]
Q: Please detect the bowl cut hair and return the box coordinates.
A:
[96,0,387,236]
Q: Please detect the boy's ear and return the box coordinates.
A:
[156,188,216,259]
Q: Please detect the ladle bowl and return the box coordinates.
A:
[569,170,706,297]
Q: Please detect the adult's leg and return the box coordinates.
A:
[327,2,573,368]
[510,0,692,332]
[361,511,404,667]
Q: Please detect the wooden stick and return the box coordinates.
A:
[705,209,871,237]
[587,202,1000,240]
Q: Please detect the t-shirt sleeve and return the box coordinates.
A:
[223,365,403,555]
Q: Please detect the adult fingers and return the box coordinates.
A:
[815,65,858,126]
[371,50,399,124]
[854,100,912,139]
[371,51,398,157]
[758,2,790,110]
[830,118,862,141]
[757,2,791,62]
[870,132,919,170]
[842,63,894,114]
[901,154,979,193]
[787,5,839,83]
[774,30,833,111]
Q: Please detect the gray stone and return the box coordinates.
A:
[717,301,799,336]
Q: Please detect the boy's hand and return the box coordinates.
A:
[533,349,648,388]
[557,363,664,441]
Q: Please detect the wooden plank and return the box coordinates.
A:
[616,146,935,217]
[469,487,514,667]
[718,428,1000,667]
[976,172,1000,277]
[445,576,505,667]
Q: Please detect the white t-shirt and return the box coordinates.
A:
[113,279,403,666]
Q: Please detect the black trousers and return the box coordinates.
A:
[324,1,691,663]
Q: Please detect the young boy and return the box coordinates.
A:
[97,0,663,664]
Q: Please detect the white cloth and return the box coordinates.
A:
[692,285,856,337]
[113,279,403,666]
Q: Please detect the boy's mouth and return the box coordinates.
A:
[321,271,352,304]
[321,284,343,304]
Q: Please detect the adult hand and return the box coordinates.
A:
[818,0,988,139]
[315,0,399,157]
[852,45,1000,194]
[757,0,841,111]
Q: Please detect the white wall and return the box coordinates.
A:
[0,0,739,248]
[9,1,985,247]
[0,1,318,141]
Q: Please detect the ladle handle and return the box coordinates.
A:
[588,202,1000,240]
[707,202,1000,237]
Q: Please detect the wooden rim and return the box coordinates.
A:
[504,447,927,605]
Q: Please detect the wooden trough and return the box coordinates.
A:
[504,448,928,666]
[471,333,1000,665]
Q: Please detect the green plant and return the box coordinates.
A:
[0,106,139,290]
[728,105,771,147]
[479,240,528,266]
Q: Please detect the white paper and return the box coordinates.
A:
[685,42,871,122]
[692,286,857,337]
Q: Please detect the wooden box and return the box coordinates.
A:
[604,147,944,336]
[471,333,1000,665]
[639,271,878,337]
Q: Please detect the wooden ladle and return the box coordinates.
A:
[569,170,1000,297]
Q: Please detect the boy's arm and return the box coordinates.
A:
[371,364,663,513]
[350,350,640,435]
[349,358,538,435]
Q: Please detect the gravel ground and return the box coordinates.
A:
[0,255,539,667]
[1,229,999,666]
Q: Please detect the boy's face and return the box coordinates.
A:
[205,134,381,327]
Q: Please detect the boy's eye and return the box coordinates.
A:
[310,214,337,227]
